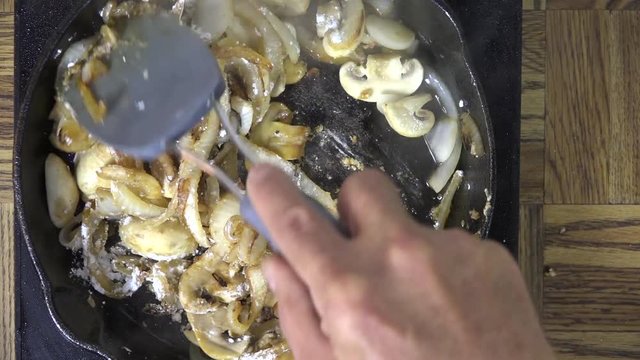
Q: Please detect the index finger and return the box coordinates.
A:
[246,164,347,286]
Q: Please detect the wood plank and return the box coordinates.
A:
[0,204,14,360]
[521,11,546,143]
[544,205,640,358]
[519,204,544,315]
[523,0,547,9]
[0,0,12,12]
[0,13,12,76]
[521,141,545,204]
[548,331,640,359]
[545,11,610,204]
[606,12,640,204]
[547,0,640,9]
[0,74,12,203]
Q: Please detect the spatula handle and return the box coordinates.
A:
[240,195,349,252]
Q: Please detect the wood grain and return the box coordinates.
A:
[606,13,640,204]
[524,0,548,9]
[545,11,611,204]
[544,205,640,359]
[0,204,14,360]
[519,204,544,315]
[547,0,640,9]
[521,11,546,143]
[0,0,12,13]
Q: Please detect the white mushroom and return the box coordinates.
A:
[381,93,435,138]
[119,217,198,261]
[365,15,415,50]
[339,54,424,103]
[45,154,80,228]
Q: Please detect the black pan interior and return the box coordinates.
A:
[14,0,495,359]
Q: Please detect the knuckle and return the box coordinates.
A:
[281,205,319,235]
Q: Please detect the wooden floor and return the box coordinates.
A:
[2,0,640,359]
[521,0,640,358]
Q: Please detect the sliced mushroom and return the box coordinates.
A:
[430,170,464,230]
[339,54,424,103]
[45,153,80,228]
[322,0,366,58]
[250,109,311,161]
[381,93,435,138]
[119,217,197,261]
[365,15,415,51]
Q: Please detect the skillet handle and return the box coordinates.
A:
[240,194,349,252]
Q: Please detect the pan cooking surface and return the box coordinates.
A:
[14,0,505,358]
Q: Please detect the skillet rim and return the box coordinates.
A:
[13,0,497,358]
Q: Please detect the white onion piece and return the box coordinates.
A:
[56,37,97,95]
[119,217,198,261]
[365,0,395,16]
[424,68,459,163]
[430,170,464,230]
[259,5,301,64]
[76,144,114,198]
[323,0,366,58]
[245,141,337,215]
[260,0,311,16]
[461,112,486,157]
[111,182,166,219]
[230,97,254,136]
[45,154,80,228]
[317,0,342,38]
[426,117,459,164]
[365,15,415,50]
[234,0,285,96]
[427,137,461,193]
[191,0,233,42]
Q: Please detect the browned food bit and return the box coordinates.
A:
[77,78,107,124]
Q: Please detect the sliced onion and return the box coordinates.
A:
[230,97,254,136]
[461,112,486,157]
[427,137,461,193]
[365,15,415,51]
[246,141,337,215]
[430,170,464,230]
[191,0,233,42]
[187,312,250,359]
[365,0,395,16]
[260,0,311,16]
[45,153,80,228]
[99,165,163,201]
[56,36,97,95]
[258,5,301,64]
[317,0,342,38]
[234,0,285,96]
[111,182,166,219]
[119,217,198,261]
[76,144,115,198]
[323,0,366,58]
[426,117,459,164]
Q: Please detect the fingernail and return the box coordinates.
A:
[262,258,278,292]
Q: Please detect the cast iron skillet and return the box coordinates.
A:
[14,0,496,358]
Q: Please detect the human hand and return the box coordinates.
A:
[247,165,554,360]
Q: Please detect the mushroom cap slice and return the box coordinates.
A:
[119,217,198,261]
[381,93,435,138]
[339,54,424,103]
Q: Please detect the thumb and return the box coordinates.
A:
[263,256,335,360]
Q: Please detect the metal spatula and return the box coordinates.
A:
[66,13,347,247]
